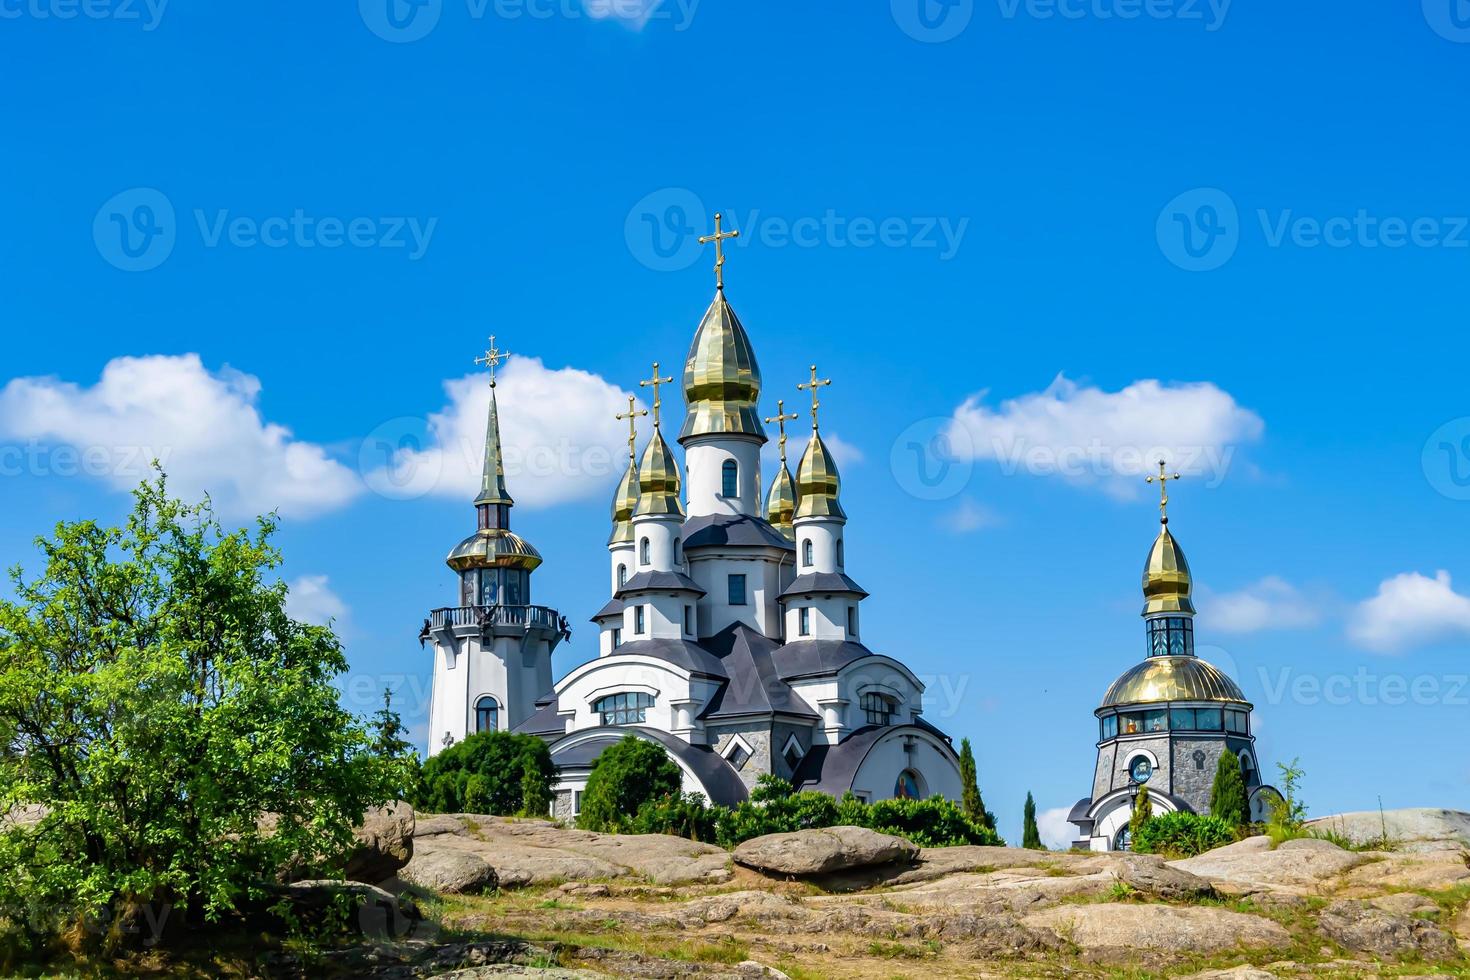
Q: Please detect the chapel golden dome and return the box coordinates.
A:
[679,290,765,445]
[766,463,797,538]
[634,429,685,518]
[1101,655,1247,707]
[795,432,845,521]
[1142,524,1196,617]
[608,457,640,546]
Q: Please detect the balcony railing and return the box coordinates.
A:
[429,604,563,632]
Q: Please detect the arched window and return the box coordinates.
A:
[1114,825,1132,852]
[894,769,923,800]
[474,696,499,734]
[673,537,682,565]
[836,540,844,568]
[640,537,651,566]
[617,563,628,588]
[721,459,738,497]
[594,691,655,725]
[802,539,814,567]
[861,692,896,727]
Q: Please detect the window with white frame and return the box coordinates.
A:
[594,691,655,725]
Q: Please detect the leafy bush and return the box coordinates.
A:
[631,792,720,843]
[416,730,555,817]
[577,735,682,832]
[1209,752,1250,828]
[867,797,1005,848]
[1132,811,1237,857]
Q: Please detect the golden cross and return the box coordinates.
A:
[474,334,511,388]
[615,395,648,461]
[1145,459,1182,524]
[764,399,800,463]
[639,361,674,428]
[697,212,741,291]
[797,364,832,430]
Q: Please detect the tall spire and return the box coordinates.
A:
[765,400,800,536]
[795,368,844,521]
[473,336,514,508]
[635,362,685,519]
[610,396,647,545]
[1142,460,1195,617]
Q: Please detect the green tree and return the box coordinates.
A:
[1208,751,1250,829]
[1269,757,1307,831]
[1022,792,1043,849]
[577,735,681,832]
[1130,784,1154,844]
[957,738,995,830]
[416,730,554,817]
[0,475,402,946]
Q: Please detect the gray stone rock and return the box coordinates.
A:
[1023,904,1293,957]
[400,848,499,894]
[1113,854,1216,901]
[1317,899,1460,961]
[1306,808,1470,853]
[733,826,919,876]
[1170,835,1369,893]
[277,879,420,939]
[0,803,47,830]
[345,801,416,884]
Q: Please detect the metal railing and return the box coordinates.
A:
[429,605,562,631]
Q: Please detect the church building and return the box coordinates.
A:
[424,217,964,817]
[1068,467,1280,850]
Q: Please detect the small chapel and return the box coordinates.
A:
[422,216,964,817]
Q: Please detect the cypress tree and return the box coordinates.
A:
[1209,751,1250,828]
[1129,784,1153,843]
[959,738,994,829]
[1022,791,1043,849]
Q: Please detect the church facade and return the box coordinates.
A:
[1068,469,1280,850]
[424,241,963,817]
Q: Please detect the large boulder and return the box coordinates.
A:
[1306,808,1470,853]
[1113,854,1216,901]
[344,801,415,884]
[733,826,919,876]
[274,879,422,940]
[1317,899,1461,961]
[1023,904,1292,958]
[1170,836,1368,893]
[399,848,499,895]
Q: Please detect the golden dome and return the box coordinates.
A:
[446,529,543,573]
[795,432,845,521]
[679,291,765,445]
[634,429,685,518]
[608,456,639,546]
[766,462,797,538]
[1101,655,1247,707]
[1143,524,1196,616]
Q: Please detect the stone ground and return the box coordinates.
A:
[317,814,1470,980]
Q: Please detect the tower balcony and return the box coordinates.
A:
[424,604,567,643]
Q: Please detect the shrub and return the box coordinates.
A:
[577,735,681,832]
[866,797,1004,848]
[417,730,555,817]
[1209,751,1250,829]
[632,792,720,843]
[1130,784,1153,842]
[1132,811,1236,857]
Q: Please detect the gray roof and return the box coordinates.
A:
[548,728,749,806]
[606,638,729,678]
[699,624,820,721]
[1067,797,1094,825]
[590,598,624,622]
[771,638,877,680]
[778,571,869,600]
[683,514,794,552]
[617,570,706,597]
[791,723,957,797]
[517,700,568,737]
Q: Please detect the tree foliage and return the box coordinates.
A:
[1129,784,1154,843]
[416,730,554,817]
[0,475,403,946]
[1209,751,1250,828]
[576,735,682,832]
[1132,811,1236,857]
[957,738,996,831]
[1021,792,1043,849]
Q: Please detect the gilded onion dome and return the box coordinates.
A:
[679,291,766,445]
[634,429,685,518]
[1142,525,1196,616]
[1101,655,1247,707]
[766,462,797,538]
[608,456,640,546]
[795,432,845,521]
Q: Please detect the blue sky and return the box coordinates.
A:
[3,0,1469,847]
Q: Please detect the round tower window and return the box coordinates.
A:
[1129,757,1153,784]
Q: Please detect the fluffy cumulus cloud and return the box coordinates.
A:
[1037,806,1076,851]
[943,375,1264,497]
[1202,576,1325,634]
[939,497,1001,533]
[0,354,361,519]
[285,575,348,627]
[1348,570,1470,654]
[366,356,637,509]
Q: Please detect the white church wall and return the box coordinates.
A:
[794,519,842,573]
[848,728,962,803]
[685,440,762,518]
[688,553,785,637]
[552,655,719,742]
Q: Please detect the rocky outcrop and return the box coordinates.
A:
[345,801,416,884]
[1113,854,1216,901]
[1023,903,1293,957]
[1170,836,1369,893]
[732,826,918,876]
[399,848,499,895]
[1306,808,1470,852]
[1317,899,1461,961]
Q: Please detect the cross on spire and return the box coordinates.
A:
[615,395,648,462]
[797,364,832,430]
[765,399,800,463]
[1146,459,1182,525]
[474,335,512,387]
[698,212,741,291]
[639,362,674,428]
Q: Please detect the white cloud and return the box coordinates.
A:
[1037,805,1076,851]
[1202,576,1325,634]
[583,0,668,29]
[943,375,1264,498]
[1348,570,1470,654]
[367,356,636,509]
[286,575,348,627]
[940,498,1000,533]
[0,354,361,519]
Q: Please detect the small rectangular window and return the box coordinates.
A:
[728,574,747,606]
[612,628,622,648]
[846,606,856,636]
[1196,708,1223,731]
[799,607,811,636]
[1101,715,1118,739]
[1170,707,1197,730]
[684,605,693,636]
[573,791,583,816]
[634,606,646,634]
[1225,710,1248,734]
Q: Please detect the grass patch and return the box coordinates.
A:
[865,940,930,959]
